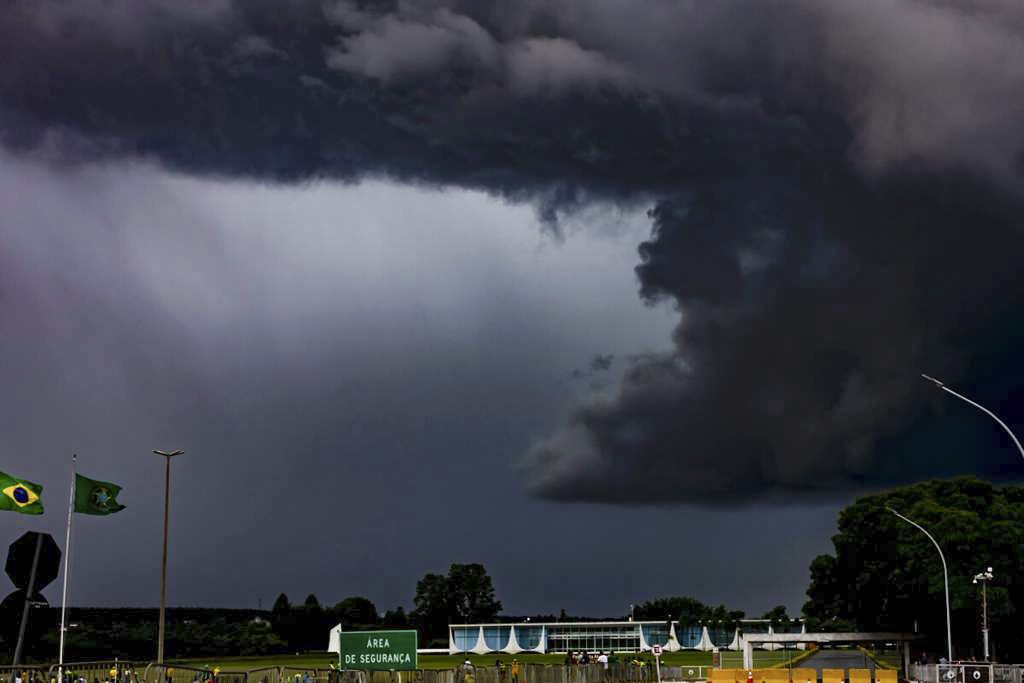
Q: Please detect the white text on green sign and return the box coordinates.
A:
[339,630,418,671]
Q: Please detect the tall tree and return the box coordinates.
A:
[412,564,502,643]
[803,477,1023,659]
[412,573,451,642]
[335,596,378,627]
[761,606,790,628]
[272,593,291,617]
[447,563,502,623]
[382,606,409,628]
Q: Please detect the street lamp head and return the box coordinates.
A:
[153,449,184,457]
[988,567,993,573]
[921,373,944,388]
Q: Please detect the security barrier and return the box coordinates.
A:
[673,666,712,681]
[0,667,45,683]
[790,668,816,683]
[141,664,215,683]
[821,669,844,683]
[709,669,743,683]
[752,669,788,683]
[848,670,872,683]
[50,660,142,683]
[875,670,897,683]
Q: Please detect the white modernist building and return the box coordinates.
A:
[447,620,806,654]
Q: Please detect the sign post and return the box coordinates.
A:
[652,645,662,683]
[338,630,418,672]
[5,532,61,666]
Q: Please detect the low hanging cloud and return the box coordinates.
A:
[2,0,1024,502]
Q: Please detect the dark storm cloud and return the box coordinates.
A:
[3,0,1024,503]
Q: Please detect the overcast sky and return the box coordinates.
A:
[2,0,1024,620]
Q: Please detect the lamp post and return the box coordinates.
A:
[153,448,184,664]
[921,375,1024,460]
[887,507,953,663]
[973,568,994,661]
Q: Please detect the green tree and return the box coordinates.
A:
[761,605,790,628]
[304,594,321,610]
[412,573,451,642]
[335,596,378,626]
[447,563,502,622]
[803,477,1024,659]
[382,606,409,627]
[634,597,744,626]
[412,564,502,643]
[272,593,291,617]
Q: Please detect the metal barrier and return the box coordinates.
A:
[49,660,143,683]
[936,665,1024,683]
[141,664,214,683]
[233,667,285,683]
[280,669,334,683]
[0,667,45,683]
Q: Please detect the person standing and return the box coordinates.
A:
[511,660,520,683]
[597,652,608,670]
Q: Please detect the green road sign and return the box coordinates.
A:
[339,629,418,671]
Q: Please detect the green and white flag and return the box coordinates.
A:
[73,474,125,515]
[0,471,44,514]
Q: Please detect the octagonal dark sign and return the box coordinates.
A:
[6,532,60,592]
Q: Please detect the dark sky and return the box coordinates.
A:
[2,0,1024,621]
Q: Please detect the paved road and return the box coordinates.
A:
[799,650,879,675]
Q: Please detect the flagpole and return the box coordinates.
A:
[58,454,76,683]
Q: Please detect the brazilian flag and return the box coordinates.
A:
[0,472,43,515]
[74,474,125,515]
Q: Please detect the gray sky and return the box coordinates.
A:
[0,151,839,616]
[2,0,1024,619]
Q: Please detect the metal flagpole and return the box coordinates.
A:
[58,454,77,683]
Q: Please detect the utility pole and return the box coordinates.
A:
[153,448,184,664]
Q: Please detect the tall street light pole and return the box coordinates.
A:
[887,507,953,664]
[153,448,184,664]
[921,374,1024,460]
[973,568,994,661]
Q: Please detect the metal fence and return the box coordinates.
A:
[907,663,1024,683]
[49,660,143,683]
[141,663,215,683]
[0,666,45,683]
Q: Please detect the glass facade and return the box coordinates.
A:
[449,620,785,654]
[514,626,543,650]
[453,627,479,650]
[678,625,703,648]
[484,626,510,651]
[545,624,641,653]
[640,624,670,647]
[709,626,734,647]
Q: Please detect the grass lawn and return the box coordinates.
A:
[175,650,804,672]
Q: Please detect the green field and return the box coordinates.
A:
[175,649,806,672]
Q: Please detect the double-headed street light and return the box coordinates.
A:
[887,507,953,664]
[973,568,994,661]
[153,448,184,664]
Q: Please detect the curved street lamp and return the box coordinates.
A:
[921,374,1024,460]
[887,507,953,664]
